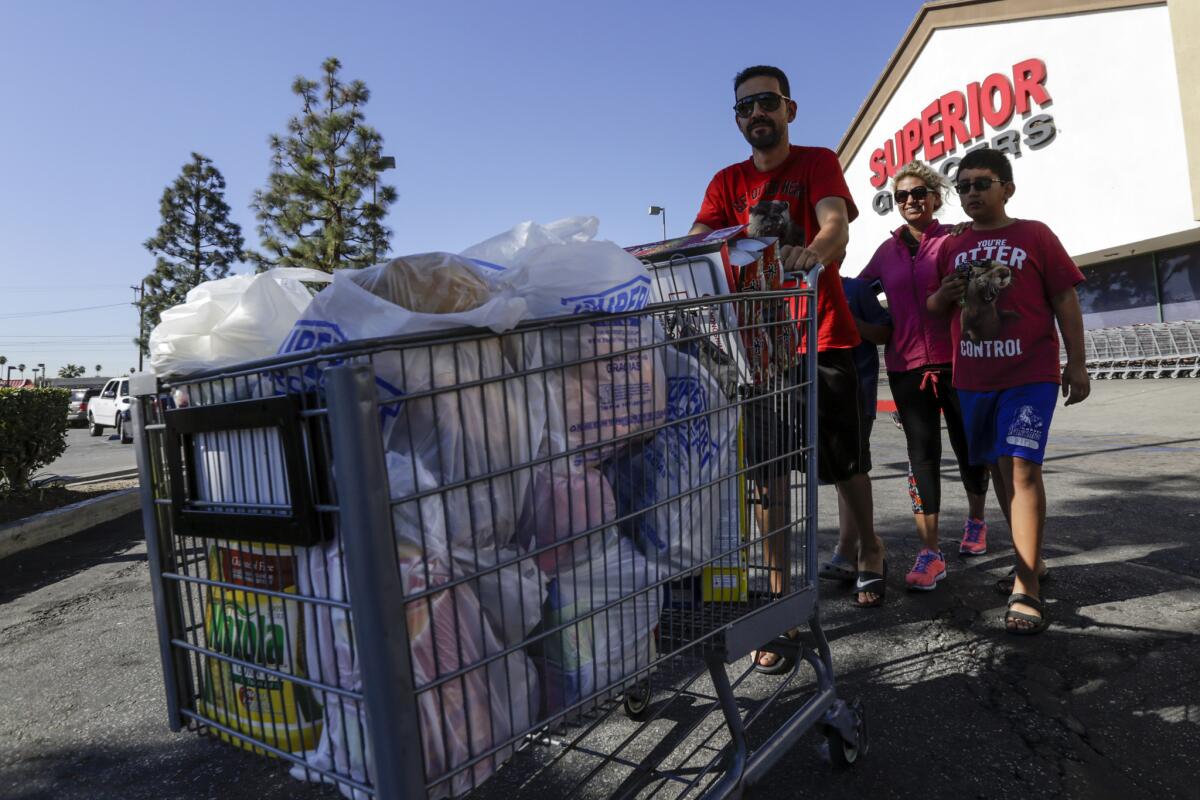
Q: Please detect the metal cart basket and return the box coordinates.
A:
[131,261,866,800]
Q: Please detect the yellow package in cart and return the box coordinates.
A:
[702,420,749,603]
[199,542,322,754]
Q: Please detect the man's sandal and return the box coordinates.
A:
[818,553,855,582]
[1005,593,1049,635]
[851,561,888,609]
[753,629,800,675]
[994,565,1051,595]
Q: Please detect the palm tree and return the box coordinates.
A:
[18,363,25,381]
[95,364,102,376]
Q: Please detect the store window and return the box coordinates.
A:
[1157,243,1200,322]
[1077,254,1158,328]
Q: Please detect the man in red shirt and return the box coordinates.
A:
[690,65,887,647]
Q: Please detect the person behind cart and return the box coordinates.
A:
[690,65,887,658]
[821,276,891,585]
[856,161,993,593]
[926,148,1090,634]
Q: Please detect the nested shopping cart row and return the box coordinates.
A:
[1063,321,1200,379]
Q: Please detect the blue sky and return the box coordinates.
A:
[0,0,925,378]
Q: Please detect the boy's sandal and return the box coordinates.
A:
[818,553,855,582]
[753,629,800,675]
[994,565,1051,595]
[851,561,888,609]
[1005,593,1049,635]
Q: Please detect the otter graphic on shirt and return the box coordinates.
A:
[934,219,1083,393]
[952,236,1025,351]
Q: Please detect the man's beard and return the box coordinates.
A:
[742,118,781,150]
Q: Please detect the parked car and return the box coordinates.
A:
[68,387,100,427]
[119,407,133,444]
[87,377,132,439]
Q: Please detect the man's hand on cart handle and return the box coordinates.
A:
[780,243,821,273]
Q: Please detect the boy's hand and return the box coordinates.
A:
[935,272,967,305]
[1061,361,1090,405]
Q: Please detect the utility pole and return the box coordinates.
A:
[131,281,145,372]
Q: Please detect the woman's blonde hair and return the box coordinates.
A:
[892,161,949,212]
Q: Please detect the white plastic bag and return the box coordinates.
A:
[541,531,659,716]
[278,254,541,553]
[460,216,600,268]
[294,452,541,800]
[148,267,331,377]
[609,347,740,574]
[463,218,668,466]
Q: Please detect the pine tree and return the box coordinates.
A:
[249,57,396,272]
[137,153,244,355]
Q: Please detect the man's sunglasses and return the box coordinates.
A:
[955,177,1008,194]
[893,186,931,204]
[734,91,790,118]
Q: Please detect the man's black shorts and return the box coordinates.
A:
[744,348,869,485]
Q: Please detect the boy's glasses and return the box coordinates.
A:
[955,177,1008,194]
[734,91,789,118]
[893,186,931,204]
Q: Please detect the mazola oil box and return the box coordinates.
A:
[199,541,322,754]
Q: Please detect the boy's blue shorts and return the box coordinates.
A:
[957,382,1059,465]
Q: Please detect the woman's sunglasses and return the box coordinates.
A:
[893,186,931,204]
[955,177,1008,194]
[734,91,789,118]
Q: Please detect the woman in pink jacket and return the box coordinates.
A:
[858,161,990,593]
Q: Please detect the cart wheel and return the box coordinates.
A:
[826,699,868,769]
[623,680,652,720]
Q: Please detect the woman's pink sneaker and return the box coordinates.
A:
[960,518,988,556]
[905,548,946,591]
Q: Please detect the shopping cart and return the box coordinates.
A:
[131,261,866,800]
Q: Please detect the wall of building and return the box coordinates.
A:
[842,4,1197,275]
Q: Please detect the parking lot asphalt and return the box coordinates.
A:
[40,426,137,483]
[0,379,1197,800]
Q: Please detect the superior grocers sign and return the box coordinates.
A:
[869,58,1056,214]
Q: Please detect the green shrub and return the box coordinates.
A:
[0,388,70,493]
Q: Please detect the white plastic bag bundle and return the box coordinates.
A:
[279,254,541,552]
[609,347,740,574]
[540,532,658,717]
[149,267,331,377]
[463,218,668,466]
[294,452,540,800]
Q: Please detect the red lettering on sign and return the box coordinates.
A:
[921,99,944,161]
[901,118,923,164]
[981,72,1015,128]
[1012,58,1050,113]
[869,147,887,188]
[865,58,1052,191]
[940,91,969,152]
[967,81,984,140]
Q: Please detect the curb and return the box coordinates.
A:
[0,488,141,561]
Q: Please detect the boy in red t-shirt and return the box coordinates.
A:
[927,149,1090,635]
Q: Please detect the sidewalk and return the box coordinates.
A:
[1,380,1197,799]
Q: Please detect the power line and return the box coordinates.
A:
[0,302,129,320]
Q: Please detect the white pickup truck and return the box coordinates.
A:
[88,376,133,442]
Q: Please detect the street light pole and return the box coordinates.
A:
[648,205,667,241]
[370,155,396,264]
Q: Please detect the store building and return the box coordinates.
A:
[839,0,1200,328]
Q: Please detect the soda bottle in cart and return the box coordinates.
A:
[199,540,323,754]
